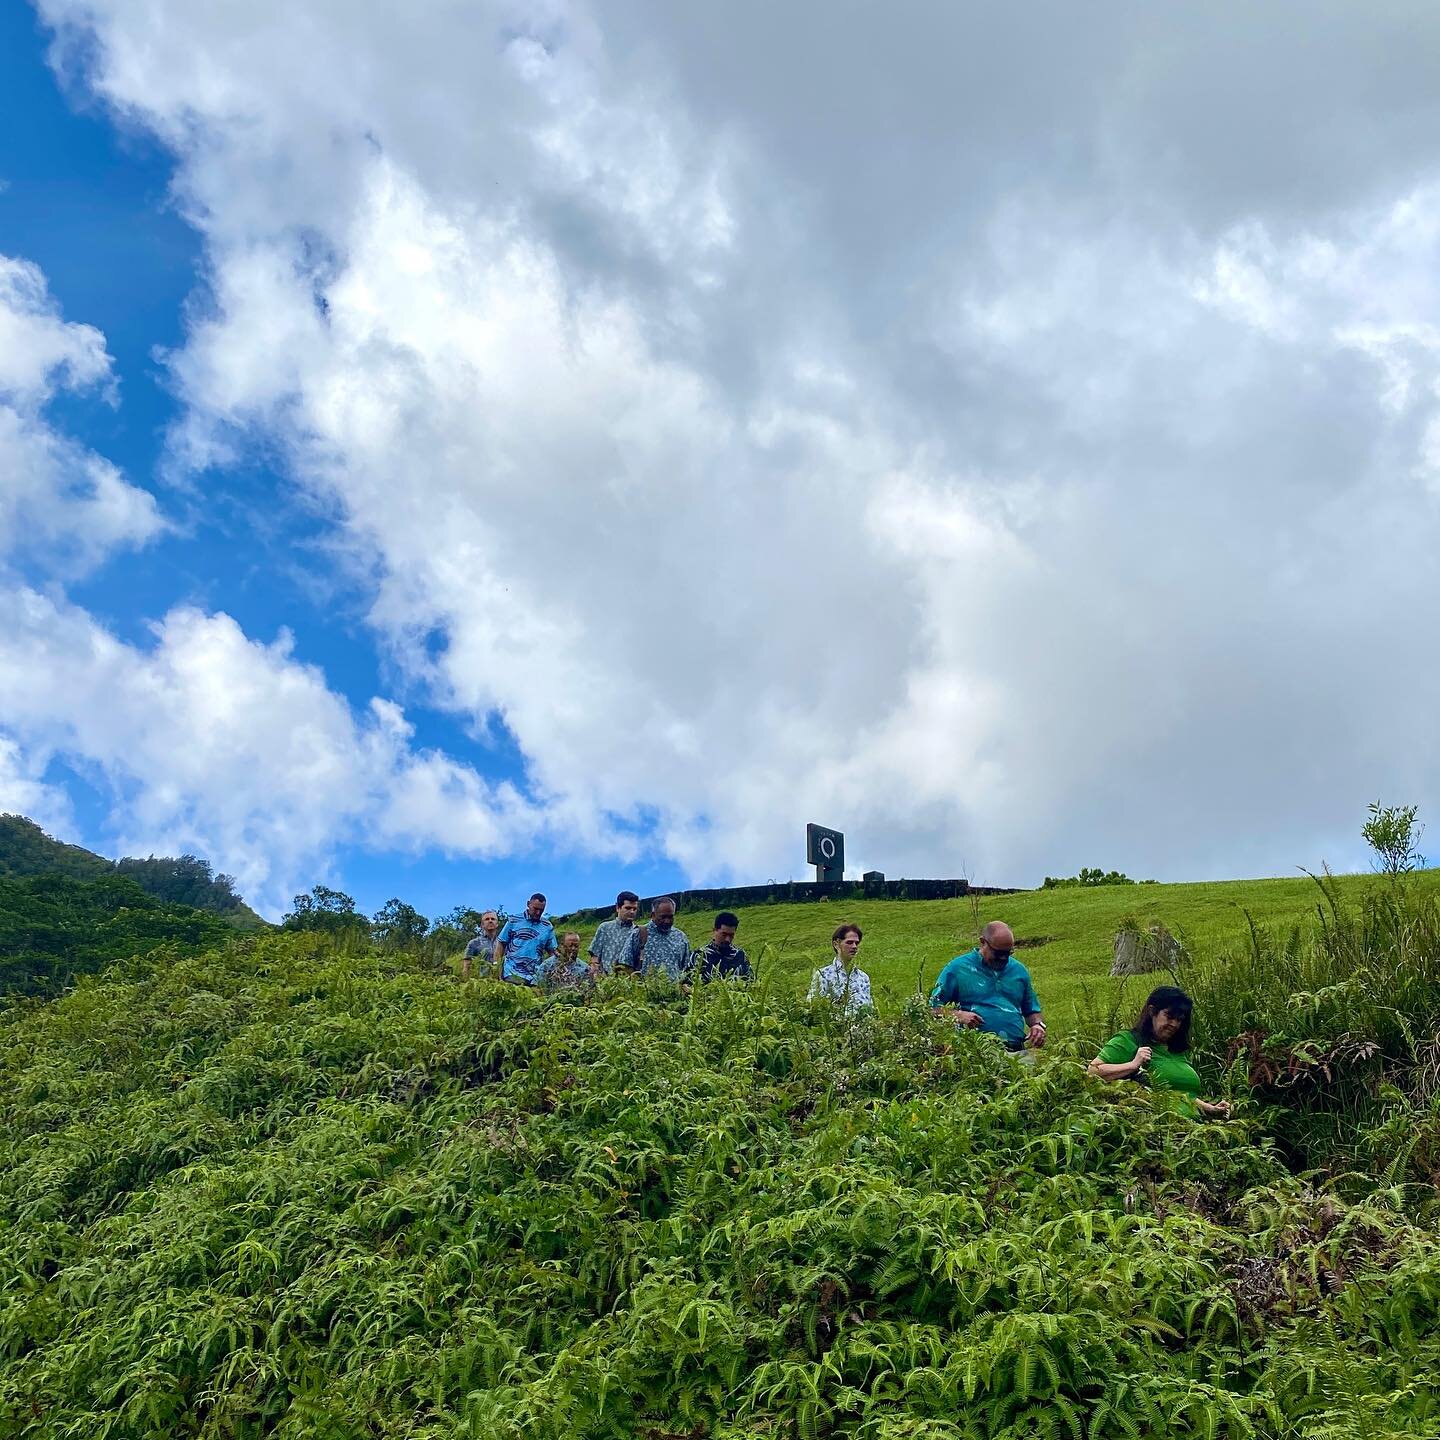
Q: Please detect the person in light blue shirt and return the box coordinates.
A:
[929,921,1046,1051]
[495,893,558,985]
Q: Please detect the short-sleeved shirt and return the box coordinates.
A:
[928,949,1041,1046]
[497,916,558,985]
[808,959,872,1015]
[542,955,593,989]
[628,923,691,981]
[1097,1031,1203,1106]
[693,941,752,982]
[463,932,497,963]
[588,918,638,975]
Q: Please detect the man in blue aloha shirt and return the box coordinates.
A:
[495,893,559,985]
[929,921,1046,1053]
[627,896,691,981]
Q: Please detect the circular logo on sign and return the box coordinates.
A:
[819,837,836,860]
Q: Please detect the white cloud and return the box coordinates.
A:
[0,254,165,570]
[0,736,73,837]
[0,588,551,916]
[29,0,1440,890]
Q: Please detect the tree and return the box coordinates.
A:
[371,898,429,949]
[282,885,368,934]
[1362,802,1425,882]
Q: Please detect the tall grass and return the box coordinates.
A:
[1079,874,1440,1182]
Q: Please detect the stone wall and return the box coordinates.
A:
[561,877,1020,925]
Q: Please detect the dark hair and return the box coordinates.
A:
[831,922,863,946]
[529,892,547,905]
[616,890,639,907]
[715,911,739,930]
[1133,986,1194,1052]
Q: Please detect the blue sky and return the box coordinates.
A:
[2,1,1438,922]
[0,5,693,920]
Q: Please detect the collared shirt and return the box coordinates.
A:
[629,923,691,981]
[542,955,594,990]
[497,916,558,985]
[588,917,638,975]
[463,931,497,962]
[928,949,1040,1046]
[692,941,752,982]
[808,958,872,1015]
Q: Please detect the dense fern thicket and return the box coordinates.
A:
[3,934,1438,1438]
[0,816,263,929]
[0,872,233,997]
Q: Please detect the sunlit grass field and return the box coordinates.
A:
[615,868,1440,1032]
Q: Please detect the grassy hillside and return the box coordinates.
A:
[648,868,1440,1030]
[2,927,1438,1438]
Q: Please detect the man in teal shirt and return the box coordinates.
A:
[929,921,1046,1051]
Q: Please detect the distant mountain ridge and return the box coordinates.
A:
[0,814,265,929]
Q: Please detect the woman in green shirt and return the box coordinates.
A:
[1089,986,1231,1119]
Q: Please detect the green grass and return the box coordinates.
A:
[640,869,1440,1032]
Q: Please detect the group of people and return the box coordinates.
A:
[459,890,752,988]
[461,897,1229,1117]
[815,916,1229,1117]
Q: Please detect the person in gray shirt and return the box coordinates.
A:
[460,909,501,980]
[628,896,691,982]
[588,890,641,975]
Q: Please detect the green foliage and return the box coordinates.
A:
[2,932,1438,1437]
[1363,802,1426,882]
[113,854,245,916]
[370,898,429,949]
[281,885,370,936]
[0,815,264,928]
[1042,869,1139,890]
[0,872,233,997]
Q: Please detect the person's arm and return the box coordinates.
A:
[1019,971,1046,1046]
[929,962,982,1027]
[494,921,513,979]
[1088,1037,1149,1081]
[1196,1098,1232,1119]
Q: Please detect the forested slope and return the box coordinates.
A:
[2,924,1437,1439]
[0,815,264,929]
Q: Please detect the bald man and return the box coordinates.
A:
[929,921,1046,1052]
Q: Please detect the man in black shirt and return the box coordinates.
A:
[690,911,752,982]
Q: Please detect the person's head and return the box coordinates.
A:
[978,921,1015,969]
[561,930,581,958]
[1134,986,1194,1051]
[615,890,640,922]
[651,897,676,932]
[526,892,546,921]
[480,909,500,937]
[832,922,863,963]
[713,911,739,948]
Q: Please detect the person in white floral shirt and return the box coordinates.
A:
[808,922,872,1016]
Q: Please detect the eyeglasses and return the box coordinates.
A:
[982,942,1013,960]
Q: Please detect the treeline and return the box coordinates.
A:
[0,872,233,998]
[0,815,260,924]
[282,884,495,951]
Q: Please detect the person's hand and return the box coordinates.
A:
[1027,1020,1047,1048]
[1133,1045,1153,1071]
[954,1009,982,1028]
[1203,1099,1232,1119]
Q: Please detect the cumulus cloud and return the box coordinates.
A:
[0,254,165,570]
[33,0,1440,886]
[0,588,551,915]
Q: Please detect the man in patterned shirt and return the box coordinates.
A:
[808,922,873,1016]
[588,890,641,975]
[627,896,691,981]
[494,893,558,985]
